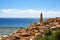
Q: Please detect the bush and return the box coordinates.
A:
[45,29,52,36]
[53,29,60,40]
[37,28,60,40]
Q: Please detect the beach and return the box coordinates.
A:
[0,27,19,36]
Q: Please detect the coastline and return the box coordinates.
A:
[0,16,60,40]
[0,27,20,36]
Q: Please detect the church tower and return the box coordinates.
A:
[40,12,43,25]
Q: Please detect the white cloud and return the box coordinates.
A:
[0,8,60,18]
[2,8,17,13]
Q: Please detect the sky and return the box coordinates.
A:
[0,0,60,18]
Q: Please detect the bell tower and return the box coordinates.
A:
[40,12,43,25]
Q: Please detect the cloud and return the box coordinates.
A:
[2,8,17,13]
[0,9,60,18]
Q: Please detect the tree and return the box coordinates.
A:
[53,29,60,40]
[45,29,52,36]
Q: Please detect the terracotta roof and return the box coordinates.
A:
[56,20,60,22]
[44,22,49,25]
[22,34,31,37]
[36,24,40,26]
[31,28,38,30]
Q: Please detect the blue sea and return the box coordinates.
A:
[0,18,47,27]
[0,18,47,36]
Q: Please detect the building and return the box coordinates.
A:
[40,12,43,26]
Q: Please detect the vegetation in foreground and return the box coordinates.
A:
[37,28,60,40]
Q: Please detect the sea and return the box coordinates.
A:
[0,18,47,36]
